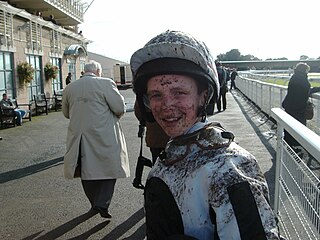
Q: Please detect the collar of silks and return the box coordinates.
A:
[159,122,234,166]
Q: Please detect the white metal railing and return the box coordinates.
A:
[241,71,291,85]
[236,72,320,239]
[271,108,320,240]
[237,73,320,135]
[242,70,320,84]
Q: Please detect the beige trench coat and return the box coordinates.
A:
[62,73,130,180]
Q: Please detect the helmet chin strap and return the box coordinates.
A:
[198,105,207,122]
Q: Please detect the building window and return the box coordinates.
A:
[0,10,13,47]
[50,57,62,92]
[26,55,42,100]
[50,30,61,53]
[0,51,13,97]
[26,21,42,52]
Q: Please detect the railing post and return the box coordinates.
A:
[273,117,283,213]
[255,81,257,104]
[260,83,263,111]
[268,86,272,116]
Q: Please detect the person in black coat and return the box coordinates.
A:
[65,72,72,85]
[215,61,228,112]
[282,62,320,149]
[230,68,238,90]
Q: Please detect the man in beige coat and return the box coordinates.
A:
[62,60,130,218]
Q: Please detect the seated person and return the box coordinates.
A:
[0,93,26,126]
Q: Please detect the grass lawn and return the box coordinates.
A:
[265,79,320,87]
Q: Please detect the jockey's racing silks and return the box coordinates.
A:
[145,122,280,240]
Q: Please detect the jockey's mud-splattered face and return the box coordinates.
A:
[147,74,206,138]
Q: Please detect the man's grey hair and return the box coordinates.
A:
[84,60,102,73]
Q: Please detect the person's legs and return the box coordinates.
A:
[216,93,222,112]
[95,179,116,209]
[82,179,116,218]
[221,90,227,110]
[14,110,22,125]
[18,109,26,118]
[230,80,237,90]
[81,180,97,207]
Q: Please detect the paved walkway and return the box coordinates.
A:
[0,89,278,240]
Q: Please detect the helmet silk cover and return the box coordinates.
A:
[130,30,220,121]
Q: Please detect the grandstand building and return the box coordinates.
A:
[0,0,90,102]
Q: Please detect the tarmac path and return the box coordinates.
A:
[0,89,277,240]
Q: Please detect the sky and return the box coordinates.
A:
[79,0,320,63]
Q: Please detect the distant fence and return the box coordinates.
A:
[236,72,320,240]
[241,70,320,85]
[237,72,320,135]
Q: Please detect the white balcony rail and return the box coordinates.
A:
[45,0,85,23]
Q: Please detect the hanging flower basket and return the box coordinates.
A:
[44,62,58,81]
[17,61,34,85]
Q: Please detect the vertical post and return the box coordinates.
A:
[260,84,264,109]
[274,121,283,213]
[255,81,257,104]
[268,87,272,116]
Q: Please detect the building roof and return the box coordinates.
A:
[88,52,128,66]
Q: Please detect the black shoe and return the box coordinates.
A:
[93,206,112,219]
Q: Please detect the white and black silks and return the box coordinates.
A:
[144,122,281,240]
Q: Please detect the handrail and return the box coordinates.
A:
[270,108,320,239]
[271,108,320,159]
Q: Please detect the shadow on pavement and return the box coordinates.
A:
[101,208,145,240]
[231,91,277,204]
[0,156,64,184]
[68,220,110,240]
[22,206,145,240]
[22,210,102,240]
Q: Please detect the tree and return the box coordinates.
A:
[274,57,288,60]
[300,55,309,60]
[216,53,227,61]
[218,49,241,61]
[217,49,260,61]
[226,49,241,61]
[240,54,260,61]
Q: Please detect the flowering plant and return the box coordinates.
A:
[44,62,58,81]
[17,61,34,85]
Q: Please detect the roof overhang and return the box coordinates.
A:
[64,44,87,57]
